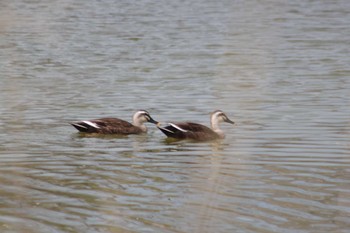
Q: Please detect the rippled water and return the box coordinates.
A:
[0,0,350,232]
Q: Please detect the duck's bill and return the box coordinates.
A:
[148,117,159,124]
[225,118,235,124]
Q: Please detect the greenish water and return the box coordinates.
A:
[0,0,349,232]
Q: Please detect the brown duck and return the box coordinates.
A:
[71,110,158,134]
[157,110,234,141]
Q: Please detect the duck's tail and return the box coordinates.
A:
[70,122,89,132]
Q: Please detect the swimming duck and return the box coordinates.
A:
[157,110,234,141]
[71,110,158,134]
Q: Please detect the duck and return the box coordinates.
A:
[70,110,158,134]
[157,110,234,141]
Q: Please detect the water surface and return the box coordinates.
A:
[0,0,349,232]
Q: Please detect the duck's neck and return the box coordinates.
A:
[133,120,147,132]
[211,119,224,138]
[139,125,147,132]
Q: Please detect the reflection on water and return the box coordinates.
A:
[1,0,350,232]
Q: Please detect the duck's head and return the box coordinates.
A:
[210,110,234,125]
[133,110,159,125]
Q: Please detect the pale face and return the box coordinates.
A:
[211,110,234,125]
[133,110,158,125]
